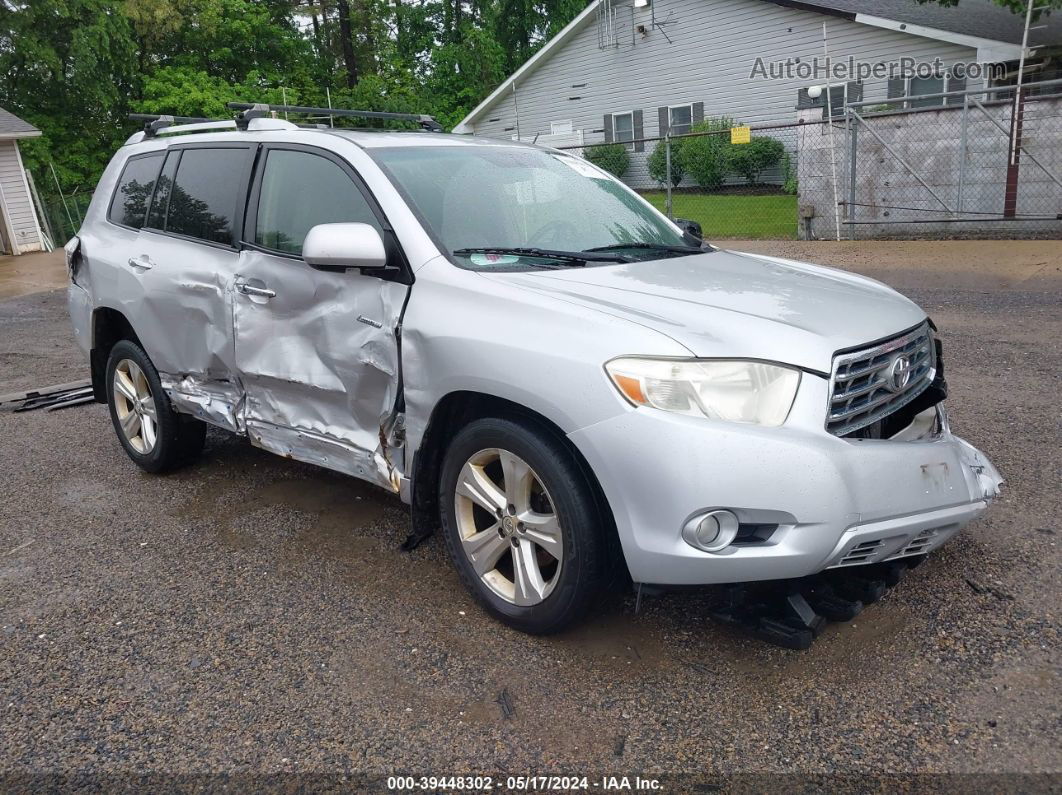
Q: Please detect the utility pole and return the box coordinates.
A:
[1004,0,1036,218]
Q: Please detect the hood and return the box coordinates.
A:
[485,249,927,373]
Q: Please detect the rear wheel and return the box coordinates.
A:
[105,340,205,473]
[439,417,608,634]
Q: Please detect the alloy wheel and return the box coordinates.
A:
[454,448,564,606]
[112,358,158,454]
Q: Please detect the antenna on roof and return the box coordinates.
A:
[226,102,444,132]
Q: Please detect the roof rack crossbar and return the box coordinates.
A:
[129,113,226,137]
[227,102,444,132]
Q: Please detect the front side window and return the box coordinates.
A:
[613,112,634,148]
[370,145,691,271]
[669,105,693,136]
[254,149,380,255]
[165,148,246,245]
[108,153,164,229]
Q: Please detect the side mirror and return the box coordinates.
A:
[302,222,389,272]
[674,217,703,240]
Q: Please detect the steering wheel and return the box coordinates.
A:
[529,219,580,249]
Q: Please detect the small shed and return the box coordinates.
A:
[0,107,45,255]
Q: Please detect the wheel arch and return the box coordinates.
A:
[90,306,142,403]
[409,390,626,579]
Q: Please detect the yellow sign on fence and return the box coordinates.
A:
[730,126,751,145]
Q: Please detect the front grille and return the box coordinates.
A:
[827,323,936,436]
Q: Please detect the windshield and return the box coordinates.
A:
[369,144,695,269]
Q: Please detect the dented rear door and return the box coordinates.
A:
[130,144,255,427]
[233,145,410,491]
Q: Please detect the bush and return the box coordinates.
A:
[678,117,734,190]
[582,143,630,178]
[729,137,786,184]
[647,138,684,187]
[781,151,798,195]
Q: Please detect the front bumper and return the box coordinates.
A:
[568,389,1002,585]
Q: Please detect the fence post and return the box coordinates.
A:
[847,110,858,239]
[957,93,968,213]
[664,133,673,219]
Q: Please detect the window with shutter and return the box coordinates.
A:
[668,104,693,136]
[613,112,635,150]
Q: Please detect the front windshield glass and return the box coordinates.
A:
[369,144,695,269]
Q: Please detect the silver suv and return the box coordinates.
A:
[67,107,1002,635]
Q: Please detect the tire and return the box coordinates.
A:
[105,339,206,473]
[439,416,609,634]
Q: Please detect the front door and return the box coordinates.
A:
[233,145,410,491]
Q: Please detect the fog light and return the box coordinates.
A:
[682,510,740,553]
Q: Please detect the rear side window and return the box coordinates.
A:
[108,153,164,229]
[166,148,246,245]
[254,149,381,255]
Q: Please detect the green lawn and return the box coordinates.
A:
[641,192,798,240]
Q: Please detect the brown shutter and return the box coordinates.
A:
[658,106,669,136]
[796,88,819,109]
[692,101,704,123]
[633,109,644,152]
[946,74,966,105]
[603,114,614,143]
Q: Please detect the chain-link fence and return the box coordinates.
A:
[35,188,92,246]
[830,77,1062,239]
[562,122,822,240]
[563,77,1062,240]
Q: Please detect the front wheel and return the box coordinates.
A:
[439,417,609,634]
[105,339,205,473]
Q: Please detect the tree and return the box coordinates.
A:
[0,0,592,204]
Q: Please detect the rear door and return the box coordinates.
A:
[233,144,411,490]
[130,144,255,429]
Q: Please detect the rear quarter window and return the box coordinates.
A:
[108,153,165,229]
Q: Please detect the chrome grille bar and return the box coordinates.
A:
[826,322,936,436]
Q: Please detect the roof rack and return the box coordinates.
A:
[130,113,223,137]
[227,102,444,132]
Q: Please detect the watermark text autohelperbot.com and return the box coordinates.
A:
[749,56,1004,82]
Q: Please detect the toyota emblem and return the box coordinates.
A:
[887,355,912,392]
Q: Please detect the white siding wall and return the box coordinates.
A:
[0,140,43,254]
[471,0,978,144]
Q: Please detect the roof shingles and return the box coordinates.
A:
[0,107,40,137]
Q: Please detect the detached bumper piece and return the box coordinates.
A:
[0,380,94,413]
[710,556,925,650]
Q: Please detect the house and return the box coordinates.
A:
[453,0,1062,148]
[0,107,45,256]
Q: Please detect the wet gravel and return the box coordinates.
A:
[0,271,1058,788]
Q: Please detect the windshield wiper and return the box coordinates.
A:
[452,247,635,265]
[583,242,704,258]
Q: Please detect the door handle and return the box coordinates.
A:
[234,280,276,298]
[127,255,154,271]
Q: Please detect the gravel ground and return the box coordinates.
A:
[0,257,1059,789]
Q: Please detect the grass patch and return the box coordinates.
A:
[641,192,798,240]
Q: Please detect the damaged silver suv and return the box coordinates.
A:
[67,107,1002,636]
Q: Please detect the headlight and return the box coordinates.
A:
[605,357,801,427]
